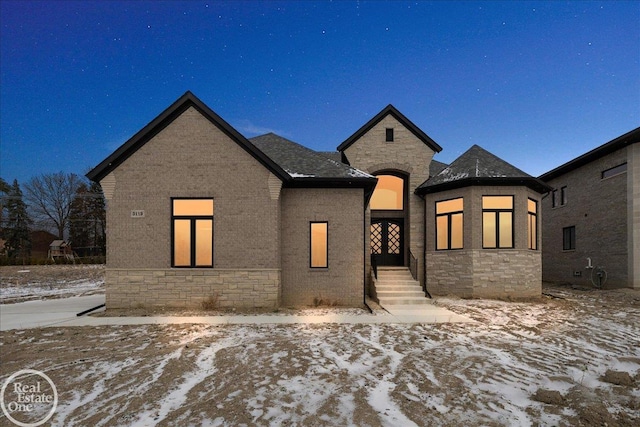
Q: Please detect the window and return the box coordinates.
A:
[551,190,557,208]
[436,198,463,250]
[482,196,513,249]
[602,163,627,179]
[385,128,394,142]
[527,198,538,250]
[563,226,576,251]
[172,198,214,267]
[310,222,328,268]
[370,175,404,210]
[560,186,567,206]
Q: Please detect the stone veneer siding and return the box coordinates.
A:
[427,250,541,298]
[342,114,435,290]
[542,147,630,288]
[106,269,280,309]
[425,186,543,298]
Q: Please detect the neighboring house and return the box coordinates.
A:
[539,127,640,289]
[87,91,549,309]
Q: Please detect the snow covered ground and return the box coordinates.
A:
[1,285,638,426]
[0,265,104,303]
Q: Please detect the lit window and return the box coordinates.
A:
[563,226,576,251]
[436,198,463,250]
[172,198,214,267]
[310,222,328,268]
[483,196,513,249]
[370,175,404,210]
[528,199,538,250]
[602,163,627,179]
[386,128,394,142]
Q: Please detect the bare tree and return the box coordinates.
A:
[23,172,83,239]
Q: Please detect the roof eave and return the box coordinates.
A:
[415,177,552,195]
[86,91,291,183]
[539,127,640,182]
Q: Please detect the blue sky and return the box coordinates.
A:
[1,0,639,185]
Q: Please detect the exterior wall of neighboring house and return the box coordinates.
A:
[341,115,435,289]
[425,186,543,298]
[629,143,640,289]
[542,147,632,288]
[280,187,365,306]
[102,106,282,308]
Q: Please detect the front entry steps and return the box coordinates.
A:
[373,267,429,305]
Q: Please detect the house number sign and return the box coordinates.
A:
[131,210,145,218]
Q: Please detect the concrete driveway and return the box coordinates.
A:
[0,295,106,331]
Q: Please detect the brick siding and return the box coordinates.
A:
[542,147,629,288]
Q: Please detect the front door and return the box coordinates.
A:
[371,219,403,266]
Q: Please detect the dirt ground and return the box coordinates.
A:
[0,267,639,426]
[0,264,104,303]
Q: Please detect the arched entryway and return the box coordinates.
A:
[370,173,408,267]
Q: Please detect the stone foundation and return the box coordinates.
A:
[105,268,280,309]
[427,250,541,299]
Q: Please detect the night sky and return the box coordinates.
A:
[1,0,639,185]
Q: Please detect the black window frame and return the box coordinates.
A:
[435,197,464,251]
[385,128,394,142]
[563,226,576,251]
[560,186,567,206]
[171,197,214,268]
[482,195,515,249]
[309,221,329,269]
[551,189,557,208]
[527,198,538,250]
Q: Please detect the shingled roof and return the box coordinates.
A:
[416,145,550,194]
[250,133,374,181]
[87,92,376,197]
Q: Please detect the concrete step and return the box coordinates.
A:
[378,296,432,305]
[375,285,423,292]
[376,290,425,298]
[375,279,420,286]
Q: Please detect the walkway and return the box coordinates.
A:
[0,295,473,331]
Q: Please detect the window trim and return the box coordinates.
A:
[551,189,557,208]
[310,221,329,268]
[171,197,214,268]
[602,163,627,179]
[435,197,464,251]
[385,128,394,142]
[560,186,567,206]
[563,225,576,251]
[527,198,538,250]
[482,195,514,249]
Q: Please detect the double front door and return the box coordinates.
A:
[371,219,403,266]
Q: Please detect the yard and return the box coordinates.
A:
[0,266,638,426]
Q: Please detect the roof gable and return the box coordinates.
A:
[86,91,290,183]
[337,104,443,153]
[417,145,550,194]
[539,126,640,182]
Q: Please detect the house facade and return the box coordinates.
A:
[539,127,640,289]
[88,92,549,309]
